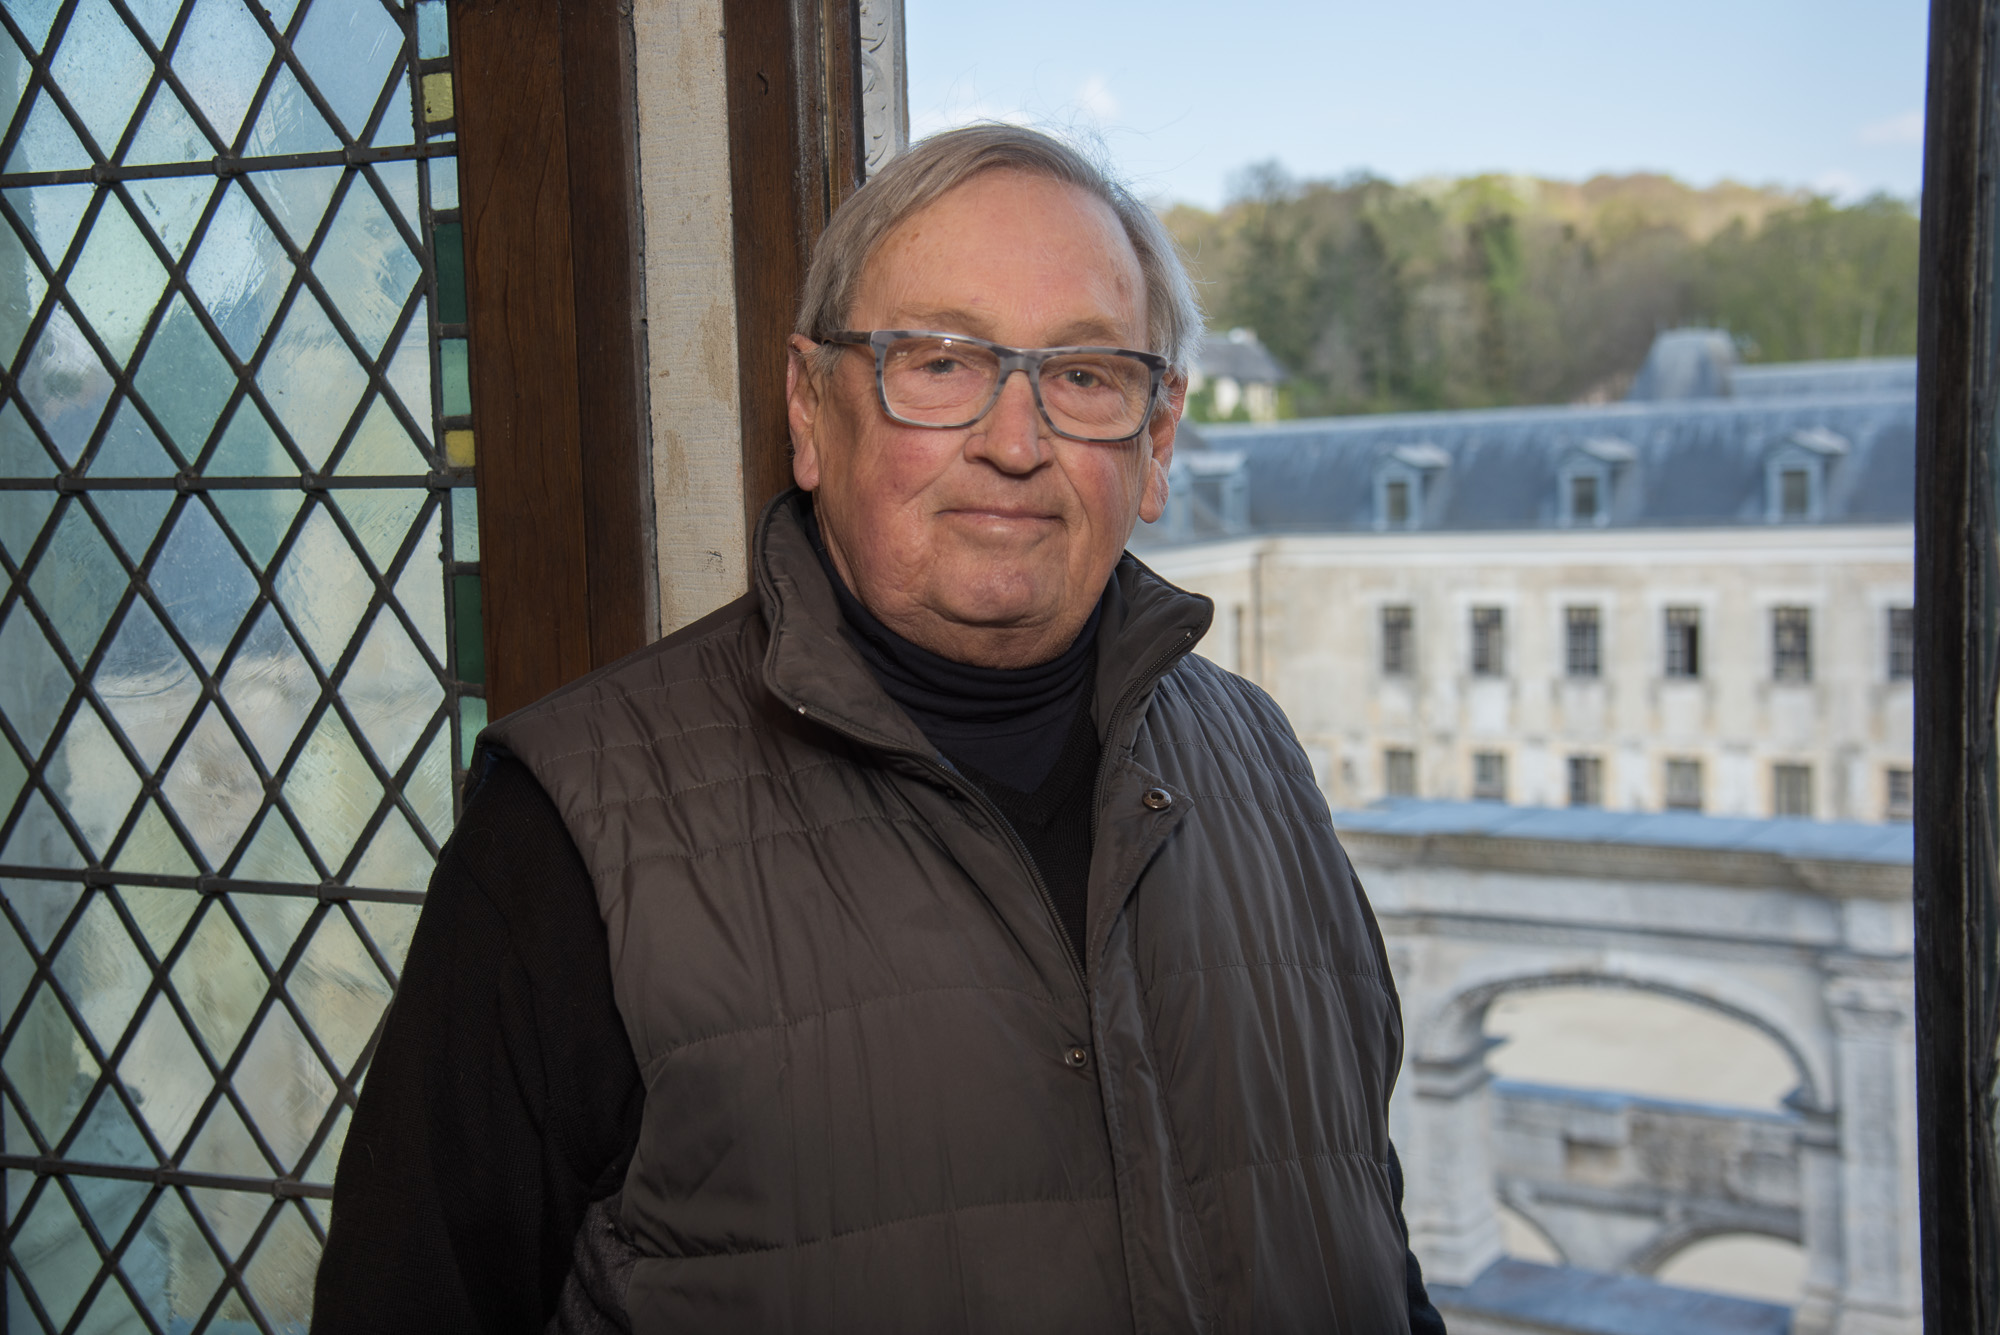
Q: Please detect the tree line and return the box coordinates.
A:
[1162,167,1919,420]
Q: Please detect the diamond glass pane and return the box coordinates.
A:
[3,1,477,1317]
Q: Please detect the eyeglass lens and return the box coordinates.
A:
[880,336,1153,438]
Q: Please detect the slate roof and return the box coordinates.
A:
[1153,374,1913,542]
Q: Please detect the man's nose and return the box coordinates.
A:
[968,368,1050,472]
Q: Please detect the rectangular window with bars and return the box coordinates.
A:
[1473,750,1508,801]
[1664,757,1703,811]
[1568,754,1603,807]
[1773,762,1814,818]
[1773,606,1813,683]
[1888,605,1915,681]
[1471,605,1505,677]
[1381,604,1413,676]
[1384,746,1416,797]
[0,0,479,1325]
[1565,606,1601,678]
[1664,605,1701,678]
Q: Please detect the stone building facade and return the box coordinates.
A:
[1137,340,1916,824]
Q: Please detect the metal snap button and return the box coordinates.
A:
[1142,787,1173,810]
[1064,1045,1090,1069]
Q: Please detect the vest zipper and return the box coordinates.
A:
[920,757,1090,995]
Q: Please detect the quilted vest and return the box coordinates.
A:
[485,492,1411,1334]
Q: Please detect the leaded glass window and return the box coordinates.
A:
[0,0,480,1327]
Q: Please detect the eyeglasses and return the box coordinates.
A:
[816,330,1169,443]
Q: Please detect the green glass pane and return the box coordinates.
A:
[451,572,482,684]
[439,337,469,416]
[434,220,466,324]
[450,485,478,560]
[458,693,486,766]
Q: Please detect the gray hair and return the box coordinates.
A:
[794,123,1204,374]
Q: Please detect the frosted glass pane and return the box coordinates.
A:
[428,154,459,211]
[288,910,392,1079]
[187,183,292,360]
[28,500,126,658]
[48,0,150,158]
[170,0,274,151]
[347,609,443,773]
[293,0,402,142]
[160,703,261,869]
[97,600,202,773]
[19,303,113,465]
[317,178,421,357]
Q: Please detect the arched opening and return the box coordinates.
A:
[1485,984,1803,1109]
[1498,1204,1564,1266]
[1654,1233,1808,1306]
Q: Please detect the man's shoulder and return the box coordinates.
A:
[484,589,768,761]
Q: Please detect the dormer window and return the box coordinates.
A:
[1374,443,1449,531]
[1557,437,1633,528]
[1779,467,1812,519]
[1765,427,1847,523]
[1385,477,1411,526]
[1570,472,1600,523]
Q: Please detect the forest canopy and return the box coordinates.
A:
[1162,169,1919,421]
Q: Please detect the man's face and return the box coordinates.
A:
[787,170,1182,668]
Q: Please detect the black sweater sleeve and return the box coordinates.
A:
[311,756,642,1334]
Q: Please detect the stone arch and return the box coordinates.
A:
[1413,964,1829,1109]
[1627,1217,1805,1278]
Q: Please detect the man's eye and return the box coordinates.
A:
[919,357,965,376]
[1061,366,1106,390]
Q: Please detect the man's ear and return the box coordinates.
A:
[786,334,824,491]
[1138,372,1186,524]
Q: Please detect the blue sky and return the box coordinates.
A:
[906,0,1930,209]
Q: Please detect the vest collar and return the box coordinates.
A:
[752,490,1213,757]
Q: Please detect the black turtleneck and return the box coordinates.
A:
[805,508,1100,961]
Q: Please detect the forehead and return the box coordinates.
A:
[850,170,1147,343]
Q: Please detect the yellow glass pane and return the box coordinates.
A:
[422,73,454,124]
[445,429,475,467]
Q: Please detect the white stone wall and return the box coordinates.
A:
[1142,524,1914,821]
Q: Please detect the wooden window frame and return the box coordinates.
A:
[448,0,863,718]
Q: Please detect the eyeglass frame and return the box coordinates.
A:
[813,329,1172,444]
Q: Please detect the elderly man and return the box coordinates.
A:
[315,126,1443,1333]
